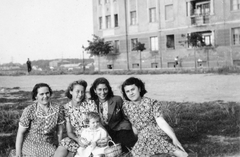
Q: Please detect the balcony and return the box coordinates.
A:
[189,0,211,26]
[191,15,210,25]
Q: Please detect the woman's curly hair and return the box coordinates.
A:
[65,80,87,100]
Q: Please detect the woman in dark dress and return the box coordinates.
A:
[89,77,137,153]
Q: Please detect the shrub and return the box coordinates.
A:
[217,65,240,74]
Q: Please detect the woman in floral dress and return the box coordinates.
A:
[121,77,188,157]
[54,80,97,157]
[15,83,65,157]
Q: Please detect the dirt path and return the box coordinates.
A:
[0,74,240,102]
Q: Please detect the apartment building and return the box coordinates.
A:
[92,0,240,70]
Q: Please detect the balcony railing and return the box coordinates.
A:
[191,15,210,25]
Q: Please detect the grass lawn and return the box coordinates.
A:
[0,89,239,157]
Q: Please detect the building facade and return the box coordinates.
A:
[92,0,240,70]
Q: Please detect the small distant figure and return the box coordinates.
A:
[197,58,203,67]
[174,56,179,68]
[26,58,32,74]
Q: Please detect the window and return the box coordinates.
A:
[231,0,240,11]
[201,32,212,46]
[165,4,173,20]
[106,15,111,29]
[151,63,158,68]
[195,2,210,15]
[98,0,102,5]
[150,36,158,51]
[131,38,138,50]
[203,35,211,46]
[99,17,102,29]
[187,31,213,48]
[105,0,110,4]
[130,11,137,25]
[232,27,240,45]
[149,8,156,22]
[114,14,118,27]
[114,40,120,53]
[166,35,175,49]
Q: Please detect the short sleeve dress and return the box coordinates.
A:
[59,99,97,153]
[122,97,177,157]
[19,102,64,157]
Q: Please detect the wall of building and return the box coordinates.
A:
[92,0,240,70]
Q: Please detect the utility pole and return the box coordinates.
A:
[124,0,130,70]
[82,45,85,73]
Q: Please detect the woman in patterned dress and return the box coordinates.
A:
[54,80,97,157]
[15,83,65,157]
[89,77,137,153]
[121,77,188,157]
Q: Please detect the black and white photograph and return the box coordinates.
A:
[0,0,240,157]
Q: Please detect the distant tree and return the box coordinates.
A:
[84,35,113,71]
[187,32,205,48]
[132,42,146,70]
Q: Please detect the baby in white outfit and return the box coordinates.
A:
[75,112,108,157]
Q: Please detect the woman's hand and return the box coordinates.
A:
[132,126,138,137]
[15,152,22,157]
[99,137,108,143]
[90,141,97,148]
[97,138,108,147]
[78,137,90,148]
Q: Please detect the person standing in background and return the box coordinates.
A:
[26,58,32,74]
[174,56,179,68]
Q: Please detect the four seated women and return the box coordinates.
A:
[14,78,187,157]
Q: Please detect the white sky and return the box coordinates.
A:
[0,0,93,64]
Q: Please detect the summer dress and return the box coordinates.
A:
[123,97,177,157]
[19,102,65,157]
[59,100,97,153]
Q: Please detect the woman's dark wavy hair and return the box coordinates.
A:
[121,77,147,101]
[89,77,114,101]
[32,83,52,100]
[65,80,87,100]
